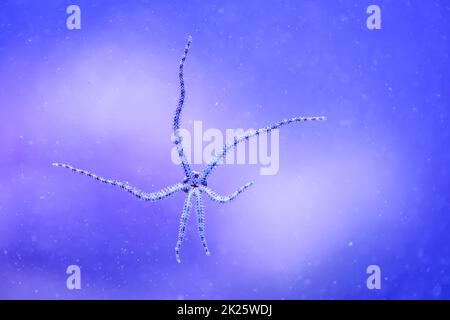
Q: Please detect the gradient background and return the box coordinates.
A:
[0,0,449,299]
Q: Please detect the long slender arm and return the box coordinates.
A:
[193,189,210,256]
[52,163,184,201]
[172,36,194,180]
[200,182,254,203]
[200,116,326,183]
[175,189,194,263]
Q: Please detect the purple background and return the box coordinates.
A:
[0,0,449,299]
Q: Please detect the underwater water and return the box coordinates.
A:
[0,0,449,299]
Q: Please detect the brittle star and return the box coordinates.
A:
[53,36,326,263]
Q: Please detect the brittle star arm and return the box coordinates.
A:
[200,116,326,183]
[175,189,194,263]
[199,182,254,203]
[193,188,210,256]
[172,35,194,180]
[52,163,184,201]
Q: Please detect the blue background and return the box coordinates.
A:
[0,0,449,299]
